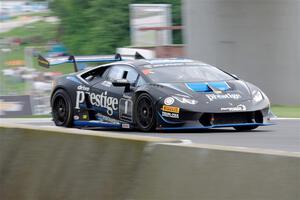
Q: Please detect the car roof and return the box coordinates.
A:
[120,58,208,68]
[80,58,209,75]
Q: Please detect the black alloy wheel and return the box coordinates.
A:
[134,93,156,132]
[52,89,73,127]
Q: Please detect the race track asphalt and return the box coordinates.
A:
[1,118,299,153]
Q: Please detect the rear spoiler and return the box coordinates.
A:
[38,54,122,72]
[37,52,145,72]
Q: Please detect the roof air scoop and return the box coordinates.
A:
[186,82,231,93]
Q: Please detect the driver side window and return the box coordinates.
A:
[107,65,139,84]
[107,67,124,81]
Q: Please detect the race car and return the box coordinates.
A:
[38,53,274,131]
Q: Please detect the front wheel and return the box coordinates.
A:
[134,93,156,132]
[51,89,73,127]
[234,125,258,131]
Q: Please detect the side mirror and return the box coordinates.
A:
[112,79,131,92]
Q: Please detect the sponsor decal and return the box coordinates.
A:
[172,96,197,104]
[96,113,120,124]
[119,98,133,122]
[161,105,180,113]
[74,115,79,120]
[221,104,246,111]
[77,85,90,91]
[75,85,118,116]
[82,114,88,119]
[122,123,130,129]
[162,111,179,119]
[206,93,241,101]
[164,97,174,105]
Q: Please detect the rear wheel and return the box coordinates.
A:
[234,125,258,131]
[52,89,73,127]
[134,93,156,132]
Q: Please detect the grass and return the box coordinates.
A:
[271,105,300,118]
[0,21,58,39]
[19,11,53,18]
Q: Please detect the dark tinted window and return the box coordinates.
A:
[141,65,234,82]
[81,66,109,82]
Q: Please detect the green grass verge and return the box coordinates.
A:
[271,105,300,118]
[0,21,58,39]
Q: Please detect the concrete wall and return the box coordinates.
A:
[1,123,299,200]
[183,0,300,105]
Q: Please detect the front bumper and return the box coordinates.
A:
[156,122,274,130]
[156,106,275,130]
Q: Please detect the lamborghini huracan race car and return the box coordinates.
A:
[38,53,274,131]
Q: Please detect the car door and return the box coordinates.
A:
[92,64,139,122]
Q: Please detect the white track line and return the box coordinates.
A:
[274,118,300,120]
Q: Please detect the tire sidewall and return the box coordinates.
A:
[51,89,73,127]
[134,93,156,132]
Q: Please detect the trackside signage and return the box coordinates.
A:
[0,95,32,117]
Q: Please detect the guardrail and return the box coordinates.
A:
[0,123,299,200]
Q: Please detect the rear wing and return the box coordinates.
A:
[37,52,145,72]
[38,54,122,72]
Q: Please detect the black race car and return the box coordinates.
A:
[38,53,274,131]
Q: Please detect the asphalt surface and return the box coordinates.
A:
[1,118,299,153]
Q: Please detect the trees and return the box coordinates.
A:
[51,0,181,54]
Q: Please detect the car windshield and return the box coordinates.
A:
[141,65,234,82]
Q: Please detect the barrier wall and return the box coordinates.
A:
[131,143,300,200]
[0,123,299,200]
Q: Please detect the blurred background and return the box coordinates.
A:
[0,0,299,118]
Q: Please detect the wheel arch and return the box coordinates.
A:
[134,90,151,98]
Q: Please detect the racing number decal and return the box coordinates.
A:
[119,98,133,122]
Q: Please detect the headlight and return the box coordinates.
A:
[172,95,198,105]
[252,90,263,102]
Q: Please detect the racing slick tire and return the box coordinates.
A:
[134,93,156,132]
[234,125,258,131]
[51,89,73,127]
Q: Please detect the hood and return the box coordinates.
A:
[150,80,269,113]
[158,80,253,103]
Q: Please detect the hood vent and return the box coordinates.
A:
[186,82,230,92]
